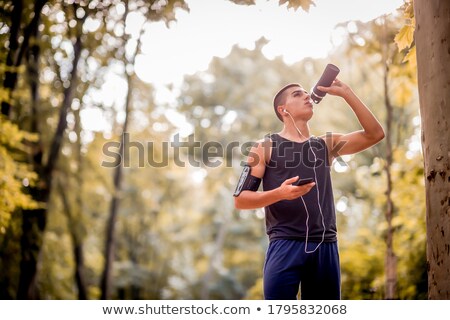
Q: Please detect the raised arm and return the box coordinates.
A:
[318,79,385,159]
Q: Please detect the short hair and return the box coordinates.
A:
[273,83,301,122]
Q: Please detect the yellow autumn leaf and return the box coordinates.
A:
[403,0,414,19]
[394,25,414,51]
[403,45,417,67]
[279,0,315,12]
[0,88,9,103]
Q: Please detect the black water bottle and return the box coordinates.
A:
[310,64,340,104]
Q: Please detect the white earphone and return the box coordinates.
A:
[301,140,326,254]
[282,107,325,253]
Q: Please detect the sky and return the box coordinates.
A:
[136,0,404,86]
[82,0,404,134]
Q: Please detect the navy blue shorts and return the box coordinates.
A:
[263,239,341,300]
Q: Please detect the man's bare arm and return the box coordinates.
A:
[234,139,315,210]
[319,80,385,159]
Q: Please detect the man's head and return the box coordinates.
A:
[273,83,313,122]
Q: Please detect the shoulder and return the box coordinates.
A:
[318,133,344,163]
[248,134,274,166]
[318,133,342,149]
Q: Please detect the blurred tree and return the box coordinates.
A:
[33,0,127,298]
[0,117,40,299]
[340,13,417,299]
[177,39,338,299]
[1,0,137,299]
[16,1,88,299]
[1,0,47,117]
[413,0,450,299]
[395,0,450,299]
[0,0,430,301]
[54,103,88,299]
[0,120,39,231]
[98,0,189,300]
[99,0,137,300]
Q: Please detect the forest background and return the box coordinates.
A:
[0,0,433,300]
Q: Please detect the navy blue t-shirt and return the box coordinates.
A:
[262,133,337,242]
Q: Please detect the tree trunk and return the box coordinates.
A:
[1,0,23,117]
[73,106,88,300]
[16,4,45,299]
[201,188,233,299]
[2,0,47,117]
[100,77,130,299]
[99,1,149,298]
[414,1,450,299]
[201,221,228,299]
[44,33,82,190]
[383,62,397,299]
[17,9,84,299]
[58,180,88,300]
[124,221,142,300]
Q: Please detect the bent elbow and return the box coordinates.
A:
[376,128,385,142]
[371,127,385,143]
[234,196,242,210]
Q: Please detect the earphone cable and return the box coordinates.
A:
[284,110,326,253]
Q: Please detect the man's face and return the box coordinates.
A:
[283,86,314,119]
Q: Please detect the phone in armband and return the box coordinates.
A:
[292,177,314,186]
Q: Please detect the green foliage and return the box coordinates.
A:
[342,148,426,299]
[334,12,424,299]
[0,116,39,234]
[0,0,426,300]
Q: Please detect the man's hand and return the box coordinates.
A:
[317,78,351,98]
[278,176,315,201]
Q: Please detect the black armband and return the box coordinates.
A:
[233,164,261,197]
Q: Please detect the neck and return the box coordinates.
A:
[280,119,311,142]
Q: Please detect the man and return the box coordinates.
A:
[233,78,385,299]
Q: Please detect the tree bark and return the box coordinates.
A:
[16,3,45,299]
[1,0,23,117]
[73,106,88,300]
[383,61,397,299]
[17,6,84,299]
[58,180,88,300]
[100,1,149,299]
[201,221,228,299]
[2,0,47,117]
[414,0,450,299]
[44,32,82,191]
[100,2,132,298]
[100,76,131,299]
